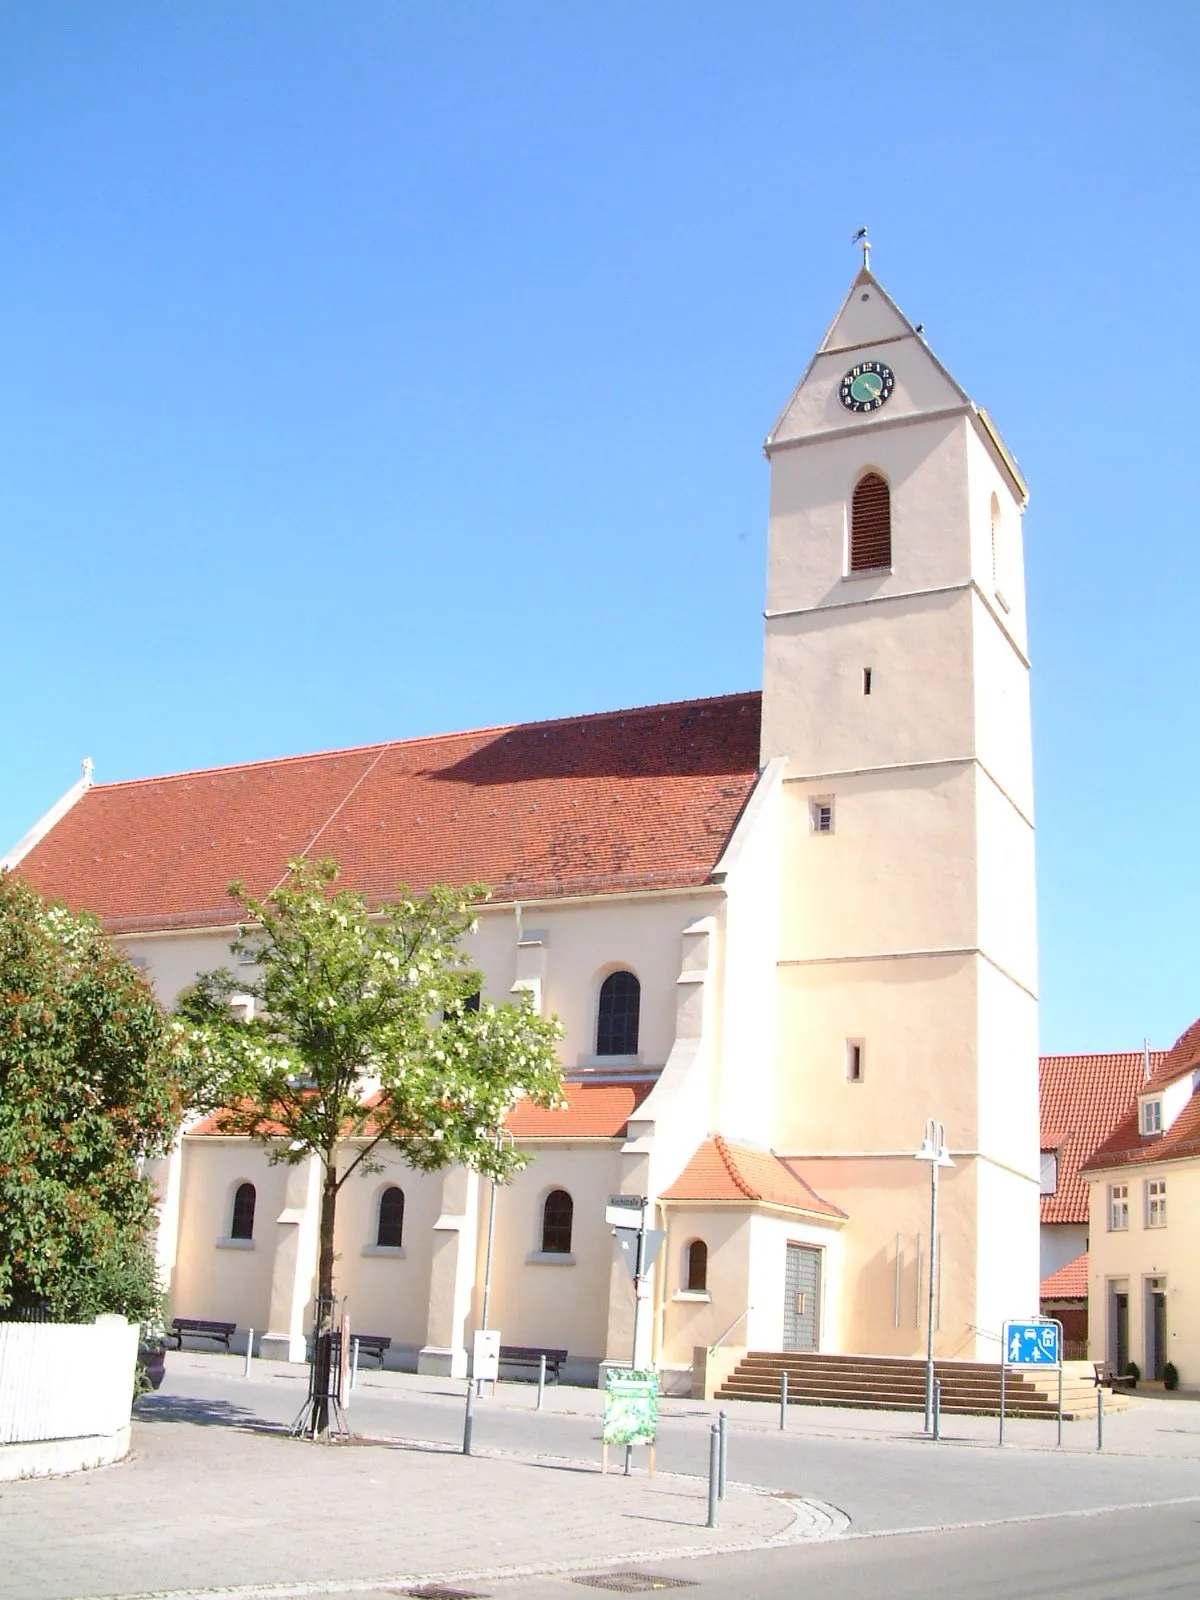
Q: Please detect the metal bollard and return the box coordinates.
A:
[537,1353,547,1411]
[718,1410,728,1499]
[779,1368,788,1429]
[462,1380,475,1456]
[932,1378,942,1441]
[706,1424,720,1528]
[350,1337,360,1395]
[244,1329,253,1379]
[1097,1383,1104,1451]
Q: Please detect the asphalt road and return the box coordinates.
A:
[144,1364,1200,1539]
[478,1502,1200,1599]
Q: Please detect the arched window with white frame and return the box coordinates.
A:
[541,1189,574,1254]
[596,970,640,1057]
[230,1182,256,1241]
[376,1186,405,1248]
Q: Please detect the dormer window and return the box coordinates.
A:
[1039,1149,1059,1195]
[1141,1098,1163,1137]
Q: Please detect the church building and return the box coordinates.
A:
[7,260,1041,1390]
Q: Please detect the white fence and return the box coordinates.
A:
[0,1316,138,1476]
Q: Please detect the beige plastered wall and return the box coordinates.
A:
[1088,1159,1200,1383]
[469,1142,623,1364]
[172,1140,290,1338]
[656,1205,844,1369]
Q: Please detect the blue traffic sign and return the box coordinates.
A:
[1004,1320,1060,1367]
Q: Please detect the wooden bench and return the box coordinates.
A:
[327,1332,391,1368]
[498,1345,568,1383]
[170,1317,237,1351]
[350,1333,391,1367]
[1093,1361,1137,1390]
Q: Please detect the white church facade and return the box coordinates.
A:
[9,262,1041,1389]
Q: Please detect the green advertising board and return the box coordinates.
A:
[603,1368,658,1445]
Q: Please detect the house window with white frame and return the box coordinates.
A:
[1146,1178,1167,1228]
[1108,1182,1129,1231]
[1141,1098,1163,1136]
[810,797,834,835]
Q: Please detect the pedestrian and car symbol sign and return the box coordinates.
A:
[1004,1320,1060,1367]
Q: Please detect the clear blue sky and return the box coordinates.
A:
[2,3,1196,1054]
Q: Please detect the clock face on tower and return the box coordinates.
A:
[839,360,895,414]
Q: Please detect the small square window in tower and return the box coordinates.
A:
[849,473,891,572]
[810,798,834,835]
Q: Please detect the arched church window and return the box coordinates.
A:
[541,1189,574,1254]
[377,1186,405,1248]
[850,472,891,572]
[685,1239,709,1293]
[230,1182,256,1241]
[597,970,640,1056]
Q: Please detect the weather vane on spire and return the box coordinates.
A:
[852,226,871,270]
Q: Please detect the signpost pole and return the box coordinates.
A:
[1056,1319,1064,1448]
[933,1379,941,1441]
[1097,1382,1105,1451]
[718,1410,728,1499]
[779,1369,788,1430]
[999,1338,1006,1448]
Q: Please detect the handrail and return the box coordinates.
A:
[966,1323,1003,1344]
[708,1306,753,1353]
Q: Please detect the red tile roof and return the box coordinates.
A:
[661,1135,847,1220]
[189,1080,652,1143]
[1082,1015,1200,1175]
[1039,1052,1163,1224]
[507,1080,652,1140]
[16,694,762,931]
[1041,1253,1088,1300]
[1146,1016,1200,1091]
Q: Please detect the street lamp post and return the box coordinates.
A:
[478,1128,514,1395]
[914,1118,954,1434]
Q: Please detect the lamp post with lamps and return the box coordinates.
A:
[914,1118,954,1433]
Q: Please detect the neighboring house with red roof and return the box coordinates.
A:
[6,260,1043,1389]
[1081,1018,1200,1384]
[1037,1051,1164,1358]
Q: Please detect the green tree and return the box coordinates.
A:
[0,871,185,1325]
[177,858,563,1433]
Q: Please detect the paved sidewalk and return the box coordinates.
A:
[0,1404,815,1600]
[175,1349,1200,1459]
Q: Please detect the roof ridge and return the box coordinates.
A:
[713,1132,763,1201]
[83,689,764,794]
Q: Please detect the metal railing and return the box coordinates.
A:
[708,1306,753,1353]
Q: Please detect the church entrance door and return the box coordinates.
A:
[783,1243,821,1352]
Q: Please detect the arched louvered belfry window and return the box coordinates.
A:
[541,1189,574,1254]
[597,970,640,1056]
[377,1186,405,1248]
[230,1182,256,1241]
[850,472,892,572]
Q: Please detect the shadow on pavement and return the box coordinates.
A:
[135,1393,279,1431]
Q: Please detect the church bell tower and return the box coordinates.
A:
[761,252,1040,1357]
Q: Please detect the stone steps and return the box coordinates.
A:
[716,1351,1070,1418]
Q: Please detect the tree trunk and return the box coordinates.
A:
[310,1159,340,1434]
